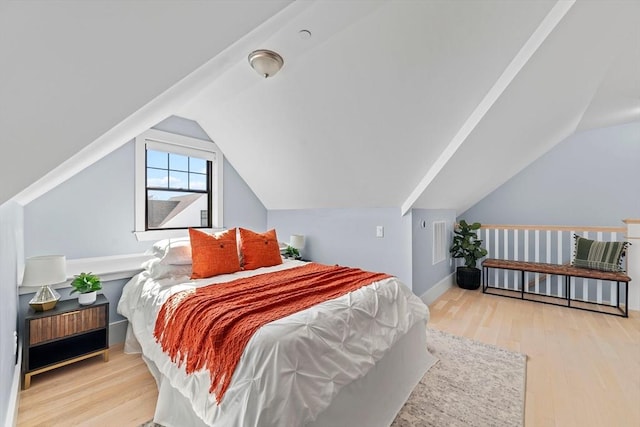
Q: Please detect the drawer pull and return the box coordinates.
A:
[61,311,80,316]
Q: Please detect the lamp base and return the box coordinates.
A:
[29,300,59,312]
[29,285,61,312]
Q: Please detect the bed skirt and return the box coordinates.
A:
[144,321,433,427]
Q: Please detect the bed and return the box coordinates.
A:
[117,231,435,427]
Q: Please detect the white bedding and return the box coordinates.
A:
[117,259,429,427]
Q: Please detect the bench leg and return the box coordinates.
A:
[482,267,486,293]
[623,281,628,318]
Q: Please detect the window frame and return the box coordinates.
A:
[134,129,223,241]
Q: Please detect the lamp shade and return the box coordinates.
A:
[21,255,67,287]
[248,49,284,78]
[289,234,305,250]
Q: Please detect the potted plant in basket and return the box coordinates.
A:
[70,272,102,305]
[449,220,488,290]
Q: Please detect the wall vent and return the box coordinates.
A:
[433,221,447,265]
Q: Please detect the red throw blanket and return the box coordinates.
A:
[154,263,391,403]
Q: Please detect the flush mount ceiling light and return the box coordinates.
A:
[248,49,284,78]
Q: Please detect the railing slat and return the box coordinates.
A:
[582,231,589,302]
[524,230,529,293]
[570,231,576,300]
[514,230,519,291]
[546,230,551,296]
[504,229,509,289]
[597,231,603,304]
[557,230,563,297]
[534,230,540,294]
[495,229,500,288]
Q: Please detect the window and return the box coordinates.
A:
[134,129,223,241]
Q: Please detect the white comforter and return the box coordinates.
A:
[117,260,429,427]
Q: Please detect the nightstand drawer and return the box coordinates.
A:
[29,305,106,345]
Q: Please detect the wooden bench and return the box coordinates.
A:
[482,258,631,317]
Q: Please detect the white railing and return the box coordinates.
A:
[477,224,627,304]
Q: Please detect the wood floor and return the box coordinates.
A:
[17,287,640,427]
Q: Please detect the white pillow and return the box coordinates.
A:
[143,258,193,280]
[148,237,192,265]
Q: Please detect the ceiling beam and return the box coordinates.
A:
[400,0,576,216]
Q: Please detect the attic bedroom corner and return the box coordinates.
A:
[1,0,639,426]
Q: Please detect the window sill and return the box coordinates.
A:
[18,253,153,295]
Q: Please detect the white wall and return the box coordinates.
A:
[268,208,413,289]
[462,121,640,226]
[20,116,268,347]
[24,116,267,258]
[0,201,22,425]
[411,209,456,297]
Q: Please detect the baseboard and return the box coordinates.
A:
[420,272,455,306]
[4,346,21,427]
[109,319,128,346]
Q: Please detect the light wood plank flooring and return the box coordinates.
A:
[18,287,640,426]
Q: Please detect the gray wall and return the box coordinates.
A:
[462,121,640,226]
[20,116,267,345]
[411,209,456,297]
[24,116,267,258]
[0,201,22,424]
[267,208,413,288]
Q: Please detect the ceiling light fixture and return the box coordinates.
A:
[248,49,284,78]
[298,30,312,39]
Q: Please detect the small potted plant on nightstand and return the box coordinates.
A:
[70,272,102,305]
[449,220,488,290]
[283,245,300,260]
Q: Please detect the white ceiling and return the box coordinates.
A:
[2,0,639,214]
[0,0,292,204]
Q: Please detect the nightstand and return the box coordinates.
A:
[22,294,109,389]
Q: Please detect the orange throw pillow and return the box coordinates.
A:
[239,228,283,271]
[189,228,241,279]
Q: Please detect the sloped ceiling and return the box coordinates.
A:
[0,0,292,204]
[413,0,640,212]
[2,0,639,214]
[180,0,640,212]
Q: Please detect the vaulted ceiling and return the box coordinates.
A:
[2,0,639,213]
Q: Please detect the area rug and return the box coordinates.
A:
[391,328,527,427]
[141,328,526,427]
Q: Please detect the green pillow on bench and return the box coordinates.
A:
[572,235,629,272]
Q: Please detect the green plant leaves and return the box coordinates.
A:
[449,220,487,268]
[70,272,102,294]
[284,246,300,258]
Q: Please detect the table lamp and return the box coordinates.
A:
[22,255,67,311]
[289,234,305,259]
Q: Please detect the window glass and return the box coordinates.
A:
[147,168,169,189]
[189,173,207,190]
[190,157,207,174]
[145,150,211,230]
[168,171,189,190]
[147,150,168,169]
[169,153,189,172]
[147,191,209,229]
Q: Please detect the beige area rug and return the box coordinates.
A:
[142,328,526,427]
[391,328,527,426]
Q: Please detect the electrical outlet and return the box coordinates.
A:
[376,226,384,238]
